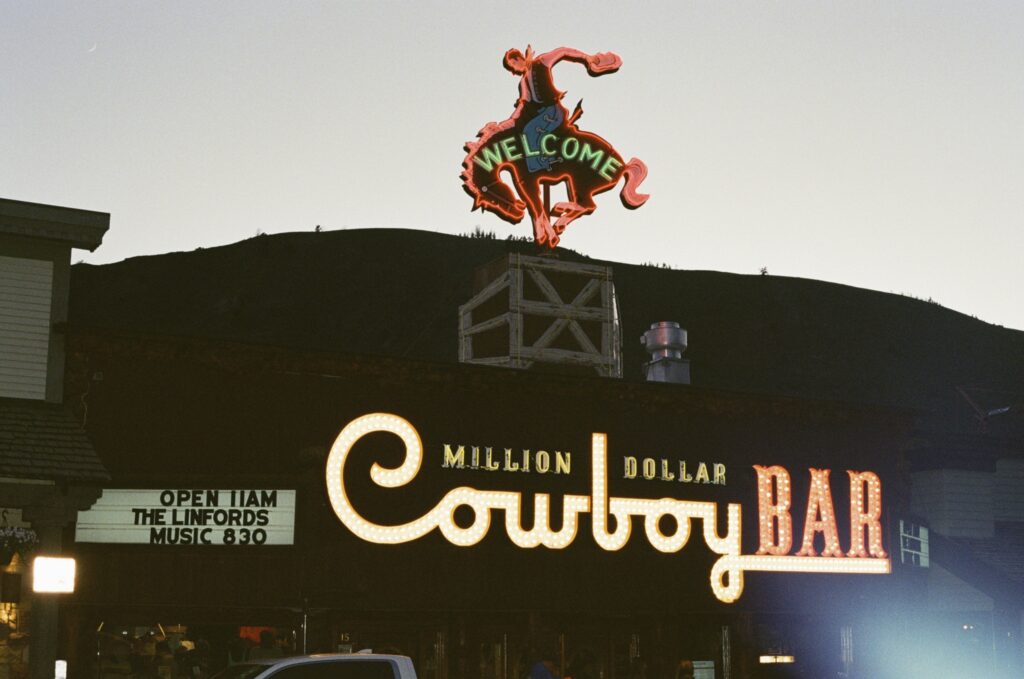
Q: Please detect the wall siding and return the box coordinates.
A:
[995,459,1024,522]
[0,254,53,399]
[911,469,994,538]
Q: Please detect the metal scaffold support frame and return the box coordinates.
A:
[458,254,622,377]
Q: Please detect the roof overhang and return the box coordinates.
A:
[0,197,109,252]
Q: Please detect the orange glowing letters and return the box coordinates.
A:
[755,465,885,558]
[754,465,793,555]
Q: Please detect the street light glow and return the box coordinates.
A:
[32,557,76,593]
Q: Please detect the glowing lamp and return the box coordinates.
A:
[759,655,795,664]
[32,557,76,593]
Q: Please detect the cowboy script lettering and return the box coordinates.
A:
[325,414,890,604]
[462,46,649,248]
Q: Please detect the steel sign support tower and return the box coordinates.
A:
[459,254,622,377]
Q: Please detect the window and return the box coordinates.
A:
[899,520,929,567]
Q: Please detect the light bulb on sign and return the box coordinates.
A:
[847,470,887,558]
[795,468,844,557]
[325,412,891,604]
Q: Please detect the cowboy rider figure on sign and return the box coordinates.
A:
[462,46,649,248]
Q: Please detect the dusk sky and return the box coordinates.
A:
[3,1,1022,330]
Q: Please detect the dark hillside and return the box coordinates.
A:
[69,228,1024,432]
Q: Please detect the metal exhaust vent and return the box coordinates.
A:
[641,321,690,384]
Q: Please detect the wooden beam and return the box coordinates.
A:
[459,305,472,361]
[464,313,511,336]
[509,266,524,368]
[532,318,570,350]
[465,356,516,367]
[520,347,610,367]
[518,299,607,322]
[566,320,599,355]
[457,270,510,315]
[519,256,611,278]
[527,267,565,305]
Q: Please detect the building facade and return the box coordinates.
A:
[0,223,1016,679]
[0,198,110,679]
[61,325,908,679]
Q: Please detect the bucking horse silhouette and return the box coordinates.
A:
[461,46,649,248]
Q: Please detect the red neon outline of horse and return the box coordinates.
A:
[461,46,649,248]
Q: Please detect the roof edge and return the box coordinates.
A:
[0,197,109,251]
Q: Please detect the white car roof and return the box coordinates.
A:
[261,654,409,665]
[243,654,416,677]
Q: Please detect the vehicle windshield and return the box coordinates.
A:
[210,664,273,679]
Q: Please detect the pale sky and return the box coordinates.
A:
[3,1,1022,329]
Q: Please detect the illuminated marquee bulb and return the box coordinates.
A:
[754,465,793,555]
[501,492,591,549]
[437,488,492,546]
[591,433,631,551]
[325,414,890,605]
[326,413,594,552]
[325,412,437,544]
[707,503,744,603]
[711,555,744,604]
[642,500,693,553]
[795,468,844,557]
[847,470,887,558]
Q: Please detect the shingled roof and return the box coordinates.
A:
[0,398,109,481]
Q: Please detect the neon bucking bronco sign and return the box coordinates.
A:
[461,46,649,248]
